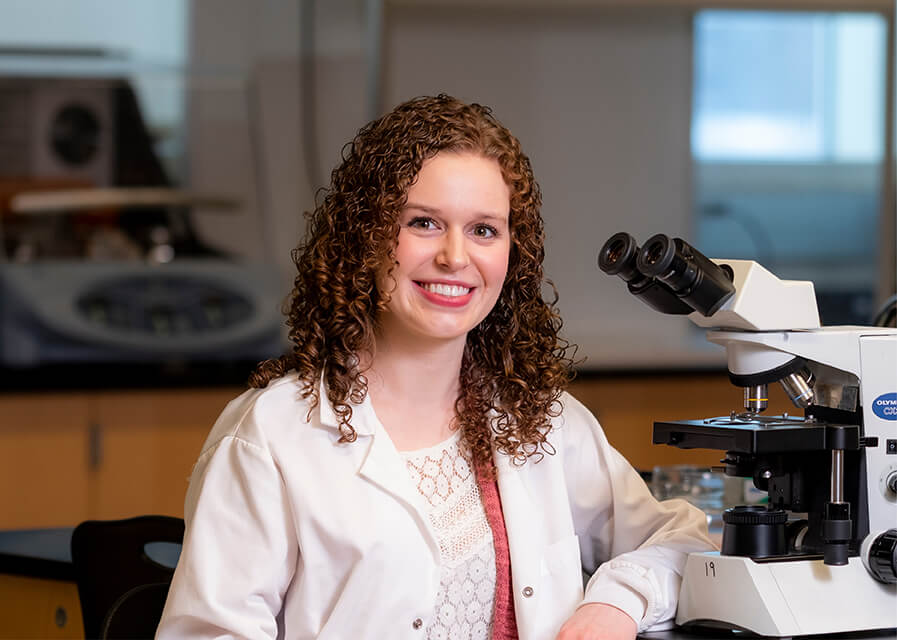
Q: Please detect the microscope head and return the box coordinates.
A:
[600,233,823,412]
[599,232,820,330]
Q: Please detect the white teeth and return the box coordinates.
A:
[421,282,470,297]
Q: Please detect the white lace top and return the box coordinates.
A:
[400,431,496,640]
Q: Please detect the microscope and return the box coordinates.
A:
[599,233,897,637]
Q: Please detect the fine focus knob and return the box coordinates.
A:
[861,529,897,584]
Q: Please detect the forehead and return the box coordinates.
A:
[404,151,510,215]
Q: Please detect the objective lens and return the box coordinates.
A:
[779,369,815,409]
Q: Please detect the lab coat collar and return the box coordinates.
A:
[315,374,376,437]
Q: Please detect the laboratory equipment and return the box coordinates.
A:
[599,232,897,637]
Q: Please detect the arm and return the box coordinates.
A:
[560,394,716,633]
[156,434,298,639]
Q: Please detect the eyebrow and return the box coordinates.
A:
[403,202,509,223]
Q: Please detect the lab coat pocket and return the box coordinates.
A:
[541,534,582,580]
[540,535,585,618]
[525,535,585,640]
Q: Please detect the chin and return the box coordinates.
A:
[412,322,474,342]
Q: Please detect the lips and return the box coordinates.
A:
[414,281,475,307]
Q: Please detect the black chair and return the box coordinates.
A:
[71,515,184,639]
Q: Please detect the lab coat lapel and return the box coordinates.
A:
[355,415,441,560]
[494,450,548,640]
[357,429,425,512]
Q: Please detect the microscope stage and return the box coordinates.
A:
[653,416,860,454]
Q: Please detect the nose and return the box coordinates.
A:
[436,228,470,271]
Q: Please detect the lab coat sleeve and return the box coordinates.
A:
[560,394,717,632]
[156,432,299,639]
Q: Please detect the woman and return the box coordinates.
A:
[157,95,714,640]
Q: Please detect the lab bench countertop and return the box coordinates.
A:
[0,528,894,639]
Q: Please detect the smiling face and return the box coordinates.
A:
[376,151,511,349]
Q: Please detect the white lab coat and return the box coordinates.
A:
[157,372,715,640]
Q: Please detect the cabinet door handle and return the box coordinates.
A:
[88,422,103,469]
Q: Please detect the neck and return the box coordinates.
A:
[364,331,467,450]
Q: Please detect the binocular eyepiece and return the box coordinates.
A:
[598,232,735,317]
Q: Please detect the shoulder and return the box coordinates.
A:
[199,371,318,456]
[552,390,601,432]
[541,390,611,455]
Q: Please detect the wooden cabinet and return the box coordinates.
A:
[0,373,796,529]
[88,389,238,522]
[0,387,239,529]
[0,574,82,639]
[0,394,91,529]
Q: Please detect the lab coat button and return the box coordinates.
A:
[412,618,423,630]
[522,586,534,597]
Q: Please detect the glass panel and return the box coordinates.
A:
[692,10,887,325]
[0,2,288,375]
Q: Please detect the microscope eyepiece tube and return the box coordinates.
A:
[598,233,694,315]
[636,234,736,317]
[598,232,641,279]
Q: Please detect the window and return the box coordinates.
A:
[692,10,888,325]
[0,0,190,175]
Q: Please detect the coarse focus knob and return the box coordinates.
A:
[887,471,897,495]
[861,529,897,584]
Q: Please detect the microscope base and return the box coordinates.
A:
[675,552,897,637]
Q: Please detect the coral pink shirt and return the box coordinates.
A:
[476,465,519,640]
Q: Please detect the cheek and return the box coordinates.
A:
[491,242,511,282]
[391,232,425,273]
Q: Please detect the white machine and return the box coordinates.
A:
[600,233,897,637]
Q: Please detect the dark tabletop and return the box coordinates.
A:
[639,628,897,639]
[0,527,75,581]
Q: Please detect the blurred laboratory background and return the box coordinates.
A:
[1,0,893,384]
[0,1,893,635]
[0,0,893,563]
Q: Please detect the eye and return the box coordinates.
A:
[472,224,498,239]
[407,216,438,231]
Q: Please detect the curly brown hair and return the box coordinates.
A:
[250,94,575,467]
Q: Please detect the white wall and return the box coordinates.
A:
[187,3,731,369]
[384,7,720,368]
